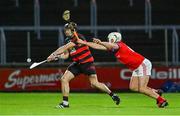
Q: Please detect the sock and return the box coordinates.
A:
[157,96,165,102]
[63,101,69,105]
[109,92,114,97]
[63,96,69,105]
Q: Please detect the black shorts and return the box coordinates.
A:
[67,62,96,76]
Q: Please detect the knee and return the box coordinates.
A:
[60,76,68,83]
[90,81,98,88]
[139,87,146,93]
[129,85,138,92]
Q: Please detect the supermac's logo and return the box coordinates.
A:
[4,70,62,89]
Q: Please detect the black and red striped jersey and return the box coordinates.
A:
[65,33,94,63]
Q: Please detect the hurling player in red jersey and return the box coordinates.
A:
[47,23,120,108]
[77,32,168,108]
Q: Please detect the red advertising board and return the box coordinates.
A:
[0,66,180,91]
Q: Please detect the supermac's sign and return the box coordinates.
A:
[0,67,180,91]
[121,68,180,80]
[4,70,60,89]
[0,68,64,91]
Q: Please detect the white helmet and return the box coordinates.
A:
[107,32,122,43]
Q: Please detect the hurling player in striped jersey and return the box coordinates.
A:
[47,23,120,108]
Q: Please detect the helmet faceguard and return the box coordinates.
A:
[107,32,122,43]
[64,22,77,32]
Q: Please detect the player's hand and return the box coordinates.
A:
[47,53,58,62]
[93,38,101,44]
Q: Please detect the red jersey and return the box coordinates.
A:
[65,33,94,63]
[113,41,145,70]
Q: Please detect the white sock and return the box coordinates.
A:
[63,100,69,105]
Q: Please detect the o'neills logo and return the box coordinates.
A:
[4,70,62,89]
[120,68,180,80]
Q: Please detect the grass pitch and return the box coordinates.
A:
[0,93,180,115]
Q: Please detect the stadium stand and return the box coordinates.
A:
[0,0,179,63]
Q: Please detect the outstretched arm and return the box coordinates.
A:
[47,42,75,62]
[93,38,119,50]
[77,38,107,50]
[58,50,69,59]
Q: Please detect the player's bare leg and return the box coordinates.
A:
[88,74,120,105]
[130,75,162,95]
[137,76,158,98]
[129,77,161,93]
[88,74,111,93]
[130,76,161,94]
[138,76,168,108]
[61,70,75,96]
[147,87,163,104]
[56,70,75,108]
[130,76,162,101]
[129,76,139,92]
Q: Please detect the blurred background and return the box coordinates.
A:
[0,0,180,92]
